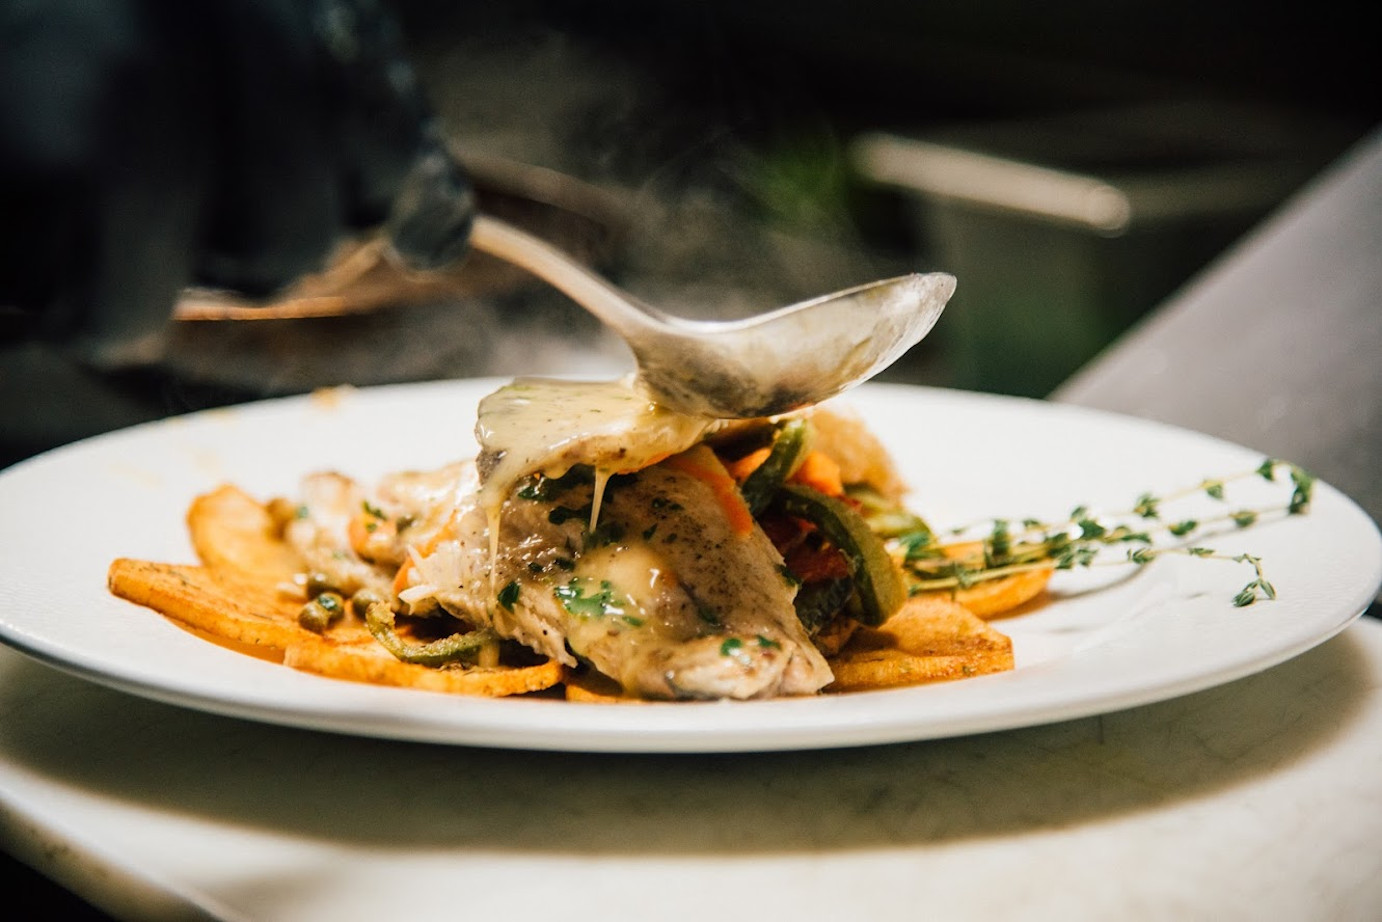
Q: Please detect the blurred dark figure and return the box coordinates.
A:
[0,0,473,379]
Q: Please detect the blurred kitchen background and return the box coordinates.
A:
[2,0,1377,465]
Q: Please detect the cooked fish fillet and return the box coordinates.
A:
[409,454,833,699]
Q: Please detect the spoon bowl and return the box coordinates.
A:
[469,215,955,418]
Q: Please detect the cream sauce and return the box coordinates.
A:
[474,376,717,525]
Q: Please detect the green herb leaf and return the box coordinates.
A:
[1133,493,1160,518]
[554,579,625,619]
[1076,517,1106,540]
[986,519,1012,565]
[497,580,520,611]
[1288,467,1315,515]
[892,457,1309,608]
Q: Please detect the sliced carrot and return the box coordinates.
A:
[391,508,459,595]
[347,512,372,557]
[790,451,845,497]
[661,445,756,538]
[724,446,772,482]
[348,507,398,561]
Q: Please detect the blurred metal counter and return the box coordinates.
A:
[1053,124,1382,541]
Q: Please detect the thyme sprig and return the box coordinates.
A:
[890,458,1313,607]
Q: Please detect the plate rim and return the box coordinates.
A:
[1,378,1378,753]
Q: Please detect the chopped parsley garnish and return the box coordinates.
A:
[517,467,594,502]
[497,580,521,611]
[554,579,625,619]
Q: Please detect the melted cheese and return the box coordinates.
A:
[474,376,717,521]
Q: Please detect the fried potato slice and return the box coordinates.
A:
[108,558,312,656]
[928,567,1052,619]
[825,595,1013,692]
[917,540,1052,619]
[109,557,561,696]
[284,640,563,696]
[187,483,303,586]
[113,484,1013,701]
[110,485,562,698]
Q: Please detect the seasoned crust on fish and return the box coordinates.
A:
[410,457,832,699]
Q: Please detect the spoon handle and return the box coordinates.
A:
[468,215,657,335]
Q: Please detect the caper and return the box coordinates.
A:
[305,571,338,597]
[298,591,345,633]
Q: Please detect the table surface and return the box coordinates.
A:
[5,125,1381,922]
[0,617,1379,922]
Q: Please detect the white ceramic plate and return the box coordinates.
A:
[1,379,1378,753]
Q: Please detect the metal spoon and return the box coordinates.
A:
[468,215,956,419]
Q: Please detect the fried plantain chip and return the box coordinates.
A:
[284,639,563,696]
[108,558,313,656]
[187,484,304,586]
[112,484,1015,701]
[917,540,1052,619]
[110,486,562,698]
[928,567,1052,619]
[825,595,1013,692]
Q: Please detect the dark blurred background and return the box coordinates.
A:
[397,0,1378,394]
[2,0,1377,463]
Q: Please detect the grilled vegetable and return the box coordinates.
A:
[771,484,906,626]
[364,602,498,667]
[739,419,811,515]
